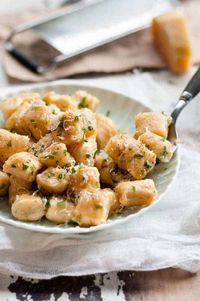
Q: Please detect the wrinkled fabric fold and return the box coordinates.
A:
[1,1,200,82]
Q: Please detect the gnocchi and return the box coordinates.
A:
[38,143,75,168]
[105,134,156,179]
[36,167,69,194]
[62,108,96,145]
[139,131,173,163]
[5,102,33,135]
[68,165,100,194]
[73,189,113,226]
[0,92,40,119]
[68,136,97,166]
[9,175,32,205]
[134,112,172,139]
[0,171,10,196]
[43,91,77,111]
[74,90,99,111]
[11,194,45,221]
[115,179,157,207]
[0,89,173,227]
[23,100,62,140]
[45,195,75,224]
[0,130,30,164]
[94,150,132,186]
[3,152,42,182]
[96,113,117,149]
[29,133,54,157]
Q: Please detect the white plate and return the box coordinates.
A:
[0,81,179,234]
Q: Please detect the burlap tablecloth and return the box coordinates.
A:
[0,0,200,82]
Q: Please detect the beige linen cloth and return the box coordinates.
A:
[0,70,200,278]
[1,0,200,82]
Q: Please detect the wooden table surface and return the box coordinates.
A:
[0,268,198,301]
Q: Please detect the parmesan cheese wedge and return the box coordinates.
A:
[152,11,192,73]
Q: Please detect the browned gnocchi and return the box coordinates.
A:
[134,112,172,139]
[3,152,42,182]
[105,134,156,180]
[38,143,75,168]
[0,129,30,163]
[139,131,173,163]
[11,194,45,222]
[0,171,10,197]
[0,89,173,227]
[36,167,70,194]
[45,195,75,224]
[115,179,157,207]
[73,189,114,226]
[43,91,77,111]
[62,108,96,145]
[96,113,117,149]
[9,175,32,205]
[68,136,97,166]
[74,90,99,111]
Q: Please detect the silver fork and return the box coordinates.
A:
[168,67,200,151]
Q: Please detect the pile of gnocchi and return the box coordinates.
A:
[0,89,173,227]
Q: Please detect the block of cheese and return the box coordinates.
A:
[152,11,192,74]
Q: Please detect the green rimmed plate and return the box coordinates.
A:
[0,80,179,234]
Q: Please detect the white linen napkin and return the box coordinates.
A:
[1,69,200,279]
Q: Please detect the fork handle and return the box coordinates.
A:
[171,66,200,123]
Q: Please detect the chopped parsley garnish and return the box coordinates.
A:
[57,200,65,206]
[22,162,30,170]
[74,115,80,121]
[144,160,152,169]
[63,149,67,155]
[63,163,71,169]
[69,167,76,174]
[7,140,12,147]
[58,173,65,180]
[88,126,93,131]
[132,186,136,192]
[96,182,100,188]
[78,97,88,109]
[82,128,88,143]
[44,153,55,160]
[106,110,111,117]
[31,147,38,156]
[95,204,103,209]
[161,146,168,158]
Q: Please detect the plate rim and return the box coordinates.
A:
[0,80,180,234]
